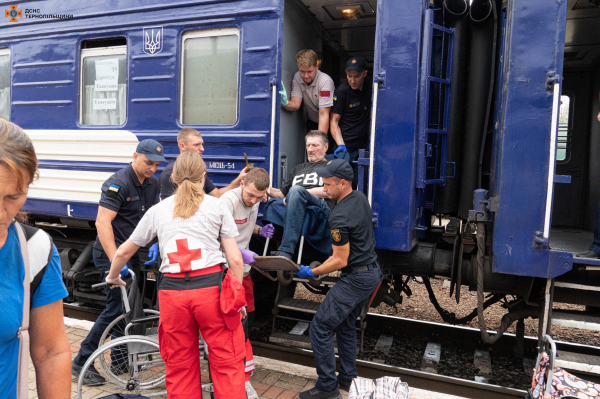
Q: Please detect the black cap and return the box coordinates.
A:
[136,139,167,163]
[345,56,367,73]
[315,159,354,181]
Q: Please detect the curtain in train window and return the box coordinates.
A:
[0,50,10,121]
[80,48,127,125]
[181,28,239,125]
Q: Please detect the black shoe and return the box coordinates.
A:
[299,385,342,399]
[337,377,352,392]
[270,250,293,260]
[576,250,600,259]
[110,362,129,375]
[72,360,106,386]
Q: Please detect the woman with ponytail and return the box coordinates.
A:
[106,151,247,398]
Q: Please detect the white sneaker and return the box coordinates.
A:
[245,381,259,399]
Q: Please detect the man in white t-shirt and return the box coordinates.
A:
[221,168,274,399]
[280,49,336,150]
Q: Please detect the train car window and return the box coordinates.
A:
[79,45,127,126]
[0,49,10,121]
[181,27,239,125]
[557,94,571,163]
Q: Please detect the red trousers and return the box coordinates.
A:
[242,274,255,381]
[158,286,246,399]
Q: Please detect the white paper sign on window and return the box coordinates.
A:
[93,98,117,110]
[95,58,119,91]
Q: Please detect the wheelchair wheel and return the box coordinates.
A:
[76,336,166,399]
[99,309,160,347]
[98,309,160,381]
[277,270,294,286]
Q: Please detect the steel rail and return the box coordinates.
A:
[251,342,526,399]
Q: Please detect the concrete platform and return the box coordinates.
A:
[25,317,468,399]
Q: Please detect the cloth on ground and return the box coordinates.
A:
[263,198,332,257]
[348,376,409,399]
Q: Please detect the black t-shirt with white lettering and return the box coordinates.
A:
[159,161,216,199]
[328,190,377,267]
[331,81,371,149]
[280,160,334,207]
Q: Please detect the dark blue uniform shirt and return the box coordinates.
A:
[93,164,160,250]
[331,81,372,149]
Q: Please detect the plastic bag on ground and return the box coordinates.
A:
[348,376,409,399]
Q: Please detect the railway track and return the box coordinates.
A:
[70,304,600,398]
[251,342,526,399]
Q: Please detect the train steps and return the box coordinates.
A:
[551,283,600,375]
[269,277,369,352]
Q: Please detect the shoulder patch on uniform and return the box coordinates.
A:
[106,183,120,199]
[333,95,337,101]
[331,229,341,242]
[320,90,330,98]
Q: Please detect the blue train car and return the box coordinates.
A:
[4,0,600,366]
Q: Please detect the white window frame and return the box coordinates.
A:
[0,48,11,121]
[180,27,240,125]
[79,45,127,125]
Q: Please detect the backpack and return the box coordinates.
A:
[19,223,54,301]
[15,222,54,399]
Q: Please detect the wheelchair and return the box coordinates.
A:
[76,269,218,398]
[76,270,168,398]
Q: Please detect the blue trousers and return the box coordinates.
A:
[73,247,140,366]
[278,185,330,254]
[309,265,381,391]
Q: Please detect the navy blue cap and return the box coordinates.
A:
[345,56,367,73]
[315,159,354,181]
[136,139,167,163]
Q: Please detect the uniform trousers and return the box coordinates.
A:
[243,274,255,381]
[309,265,381,392]
[159,283,246,398]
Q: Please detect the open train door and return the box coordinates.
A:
[368,1,426,252]
[369,1,454,253]
[490,0,570,278]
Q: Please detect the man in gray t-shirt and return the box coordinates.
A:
[220,168,273,399]
[280,49,335,140]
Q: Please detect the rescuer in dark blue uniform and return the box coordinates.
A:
[295,159,381,399]
[329,57,371,189]
[72,139,165,385]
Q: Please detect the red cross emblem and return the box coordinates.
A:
[167,238,202,272]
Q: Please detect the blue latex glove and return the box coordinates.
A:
[334,144,347,159]
[279,81,288,106]
[260,224,275,239]
[144,243,159,265]
[239,247,258,264]
[295,265,315,279]
[120,265,129,277]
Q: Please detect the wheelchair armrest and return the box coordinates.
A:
[130,315,160,324]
